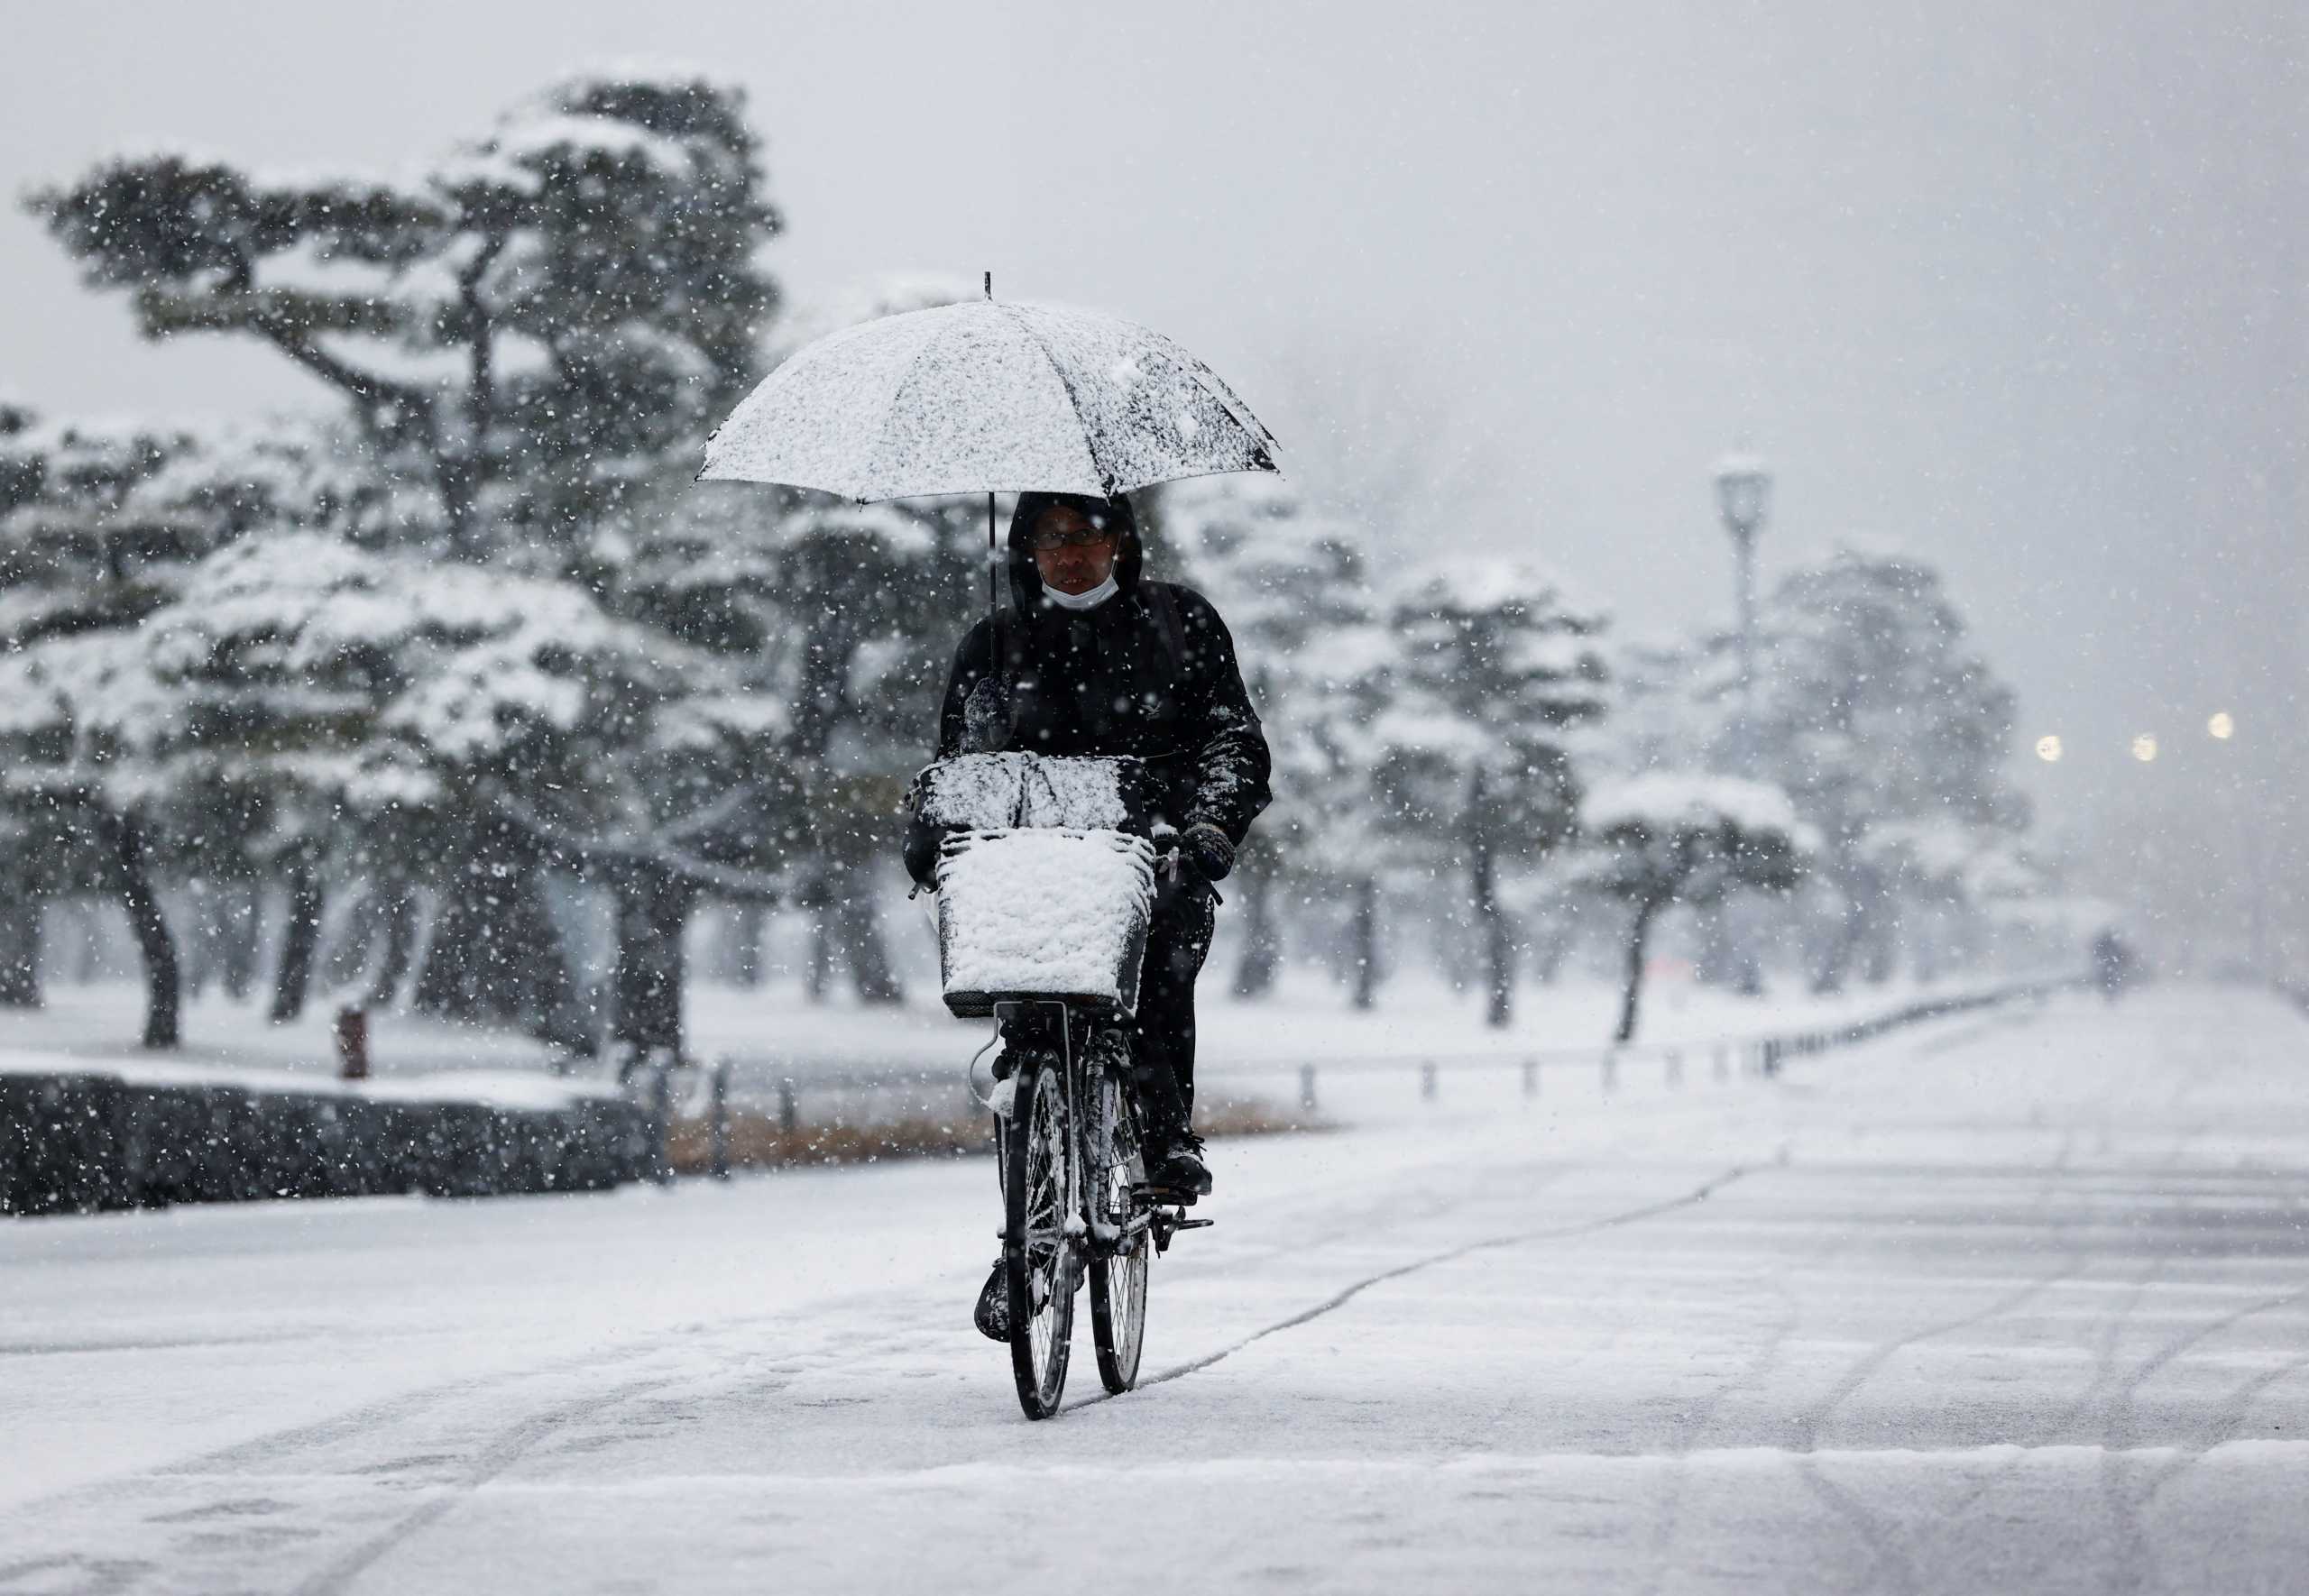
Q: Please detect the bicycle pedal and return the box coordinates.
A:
[1167,1215,1213,1231]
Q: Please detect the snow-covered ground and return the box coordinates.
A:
[2,982,2303,1592]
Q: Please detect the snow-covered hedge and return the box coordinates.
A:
[0,1068,654,1217]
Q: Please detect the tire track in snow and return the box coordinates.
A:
[2098,1284,2308,1596]
[1775,1126,2094,1596]
[1155,1155,1583,1284]
[1084,1162,1759,1402]
[2141,1341,2309,1499]
[1637,1267,1808,1596]
[289,1373,679,1596]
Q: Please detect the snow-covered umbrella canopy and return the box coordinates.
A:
[699,297,1279,501]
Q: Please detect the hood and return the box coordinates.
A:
[1006,491,1143,620]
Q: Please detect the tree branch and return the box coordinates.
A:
[250,312,431,418]
[491,789,785,901]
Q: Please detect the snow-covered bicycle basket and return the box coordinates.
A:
[935,830,1156,1018]
[912,754,1158,1020]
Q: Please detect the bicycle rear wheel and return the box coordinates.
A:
[1005,1057,1076,1418]
[1090,1070,1149,1393]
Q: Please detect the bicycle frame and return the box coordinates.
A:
[997,999,1096,1254]
[995,997,1193,1259]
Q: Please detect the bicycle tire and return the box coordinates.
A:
[1005,1056,1075,1418]
[1090,1069,1149,1393]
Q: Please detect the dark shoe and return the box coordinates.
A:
[1145,1131,1213,1199]
[973,1261,1008,1341]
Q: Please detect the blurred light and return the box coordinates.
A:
[2207,711,2235,740]
[2130,734,2158,763]
[2035,735,2063,763]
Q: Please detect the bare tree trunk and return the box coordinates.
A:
[102,812,179,1050]
[1532,910,1571,985]
[1614,896,1664,1044]
[180,878,215,997]
[611,867,696,1059]
[368,884,419,1008]
[270,856,325,1023]
[805,916,835,1002]
[321,881,378,992]
[217,881,261,1002]
[1693,899,1734,986]
[836,881,904,1006]
[1810,885,1865,995]
[1863,894,1899,984]
[0,886,41,1007]
[414,820,574,1032]
[800,875,833,1004]
[728,901,767,986]
[1231,841,1281,999]
[60,897,99,984]
[1349,876,1382,1011]
[1471,835,1513,1029]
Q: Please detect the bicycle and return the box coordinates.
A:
[980,994,1210,1417]
[918,753,1211,1419]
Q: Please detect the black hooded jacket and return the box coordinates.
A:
[927,494,1273,848]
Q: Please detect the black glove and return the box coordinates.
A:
[901,813,943,889]
[1180,821,1236,883]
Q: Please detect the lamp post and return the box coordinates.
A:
[1710,450,1772,997]
[1715,450,1771,701]
[1714,449,1771,766]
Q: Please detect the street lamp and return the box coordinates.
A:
[1714,449,1772,749]
[1709,449,1772,998]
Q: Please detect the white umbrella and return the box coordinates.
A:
[699,284,1282,751]
[700,292,1279,500]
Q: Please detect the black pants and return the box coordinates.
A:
[1127,871,1217,1142]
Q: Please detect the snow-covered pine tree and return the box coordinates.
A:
[0,409,397,1041]
[28,70,786,1039]
[1747,546,2028,991]
[1574,774,1808,1041]
[1160,473,1389,999]
[620,272,987,1008]
[1375,560,1608,1026]
[29,70,777,565]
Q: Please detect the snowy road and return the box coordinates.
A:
[4,985,2305,1593]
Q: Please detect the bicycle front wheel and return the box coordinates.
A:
[1005,1058,1076,1418]
[1090,1072,1149,1392]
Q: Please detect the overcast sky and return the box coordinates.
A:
[3,1,2302,895]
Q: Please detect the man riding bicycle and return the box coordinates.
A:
[904,490,1271,1335]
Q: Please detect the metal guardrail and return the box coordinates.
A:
[672,970,2093,1148]
[1232,971,2090,1113]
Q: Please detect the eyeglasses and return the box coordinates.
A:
[1025,525,1118,553]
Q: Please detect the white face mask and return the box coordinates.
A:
[1044,573,1119,611]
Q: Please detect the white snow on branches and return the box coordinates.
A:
[1584,773,1801,839]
